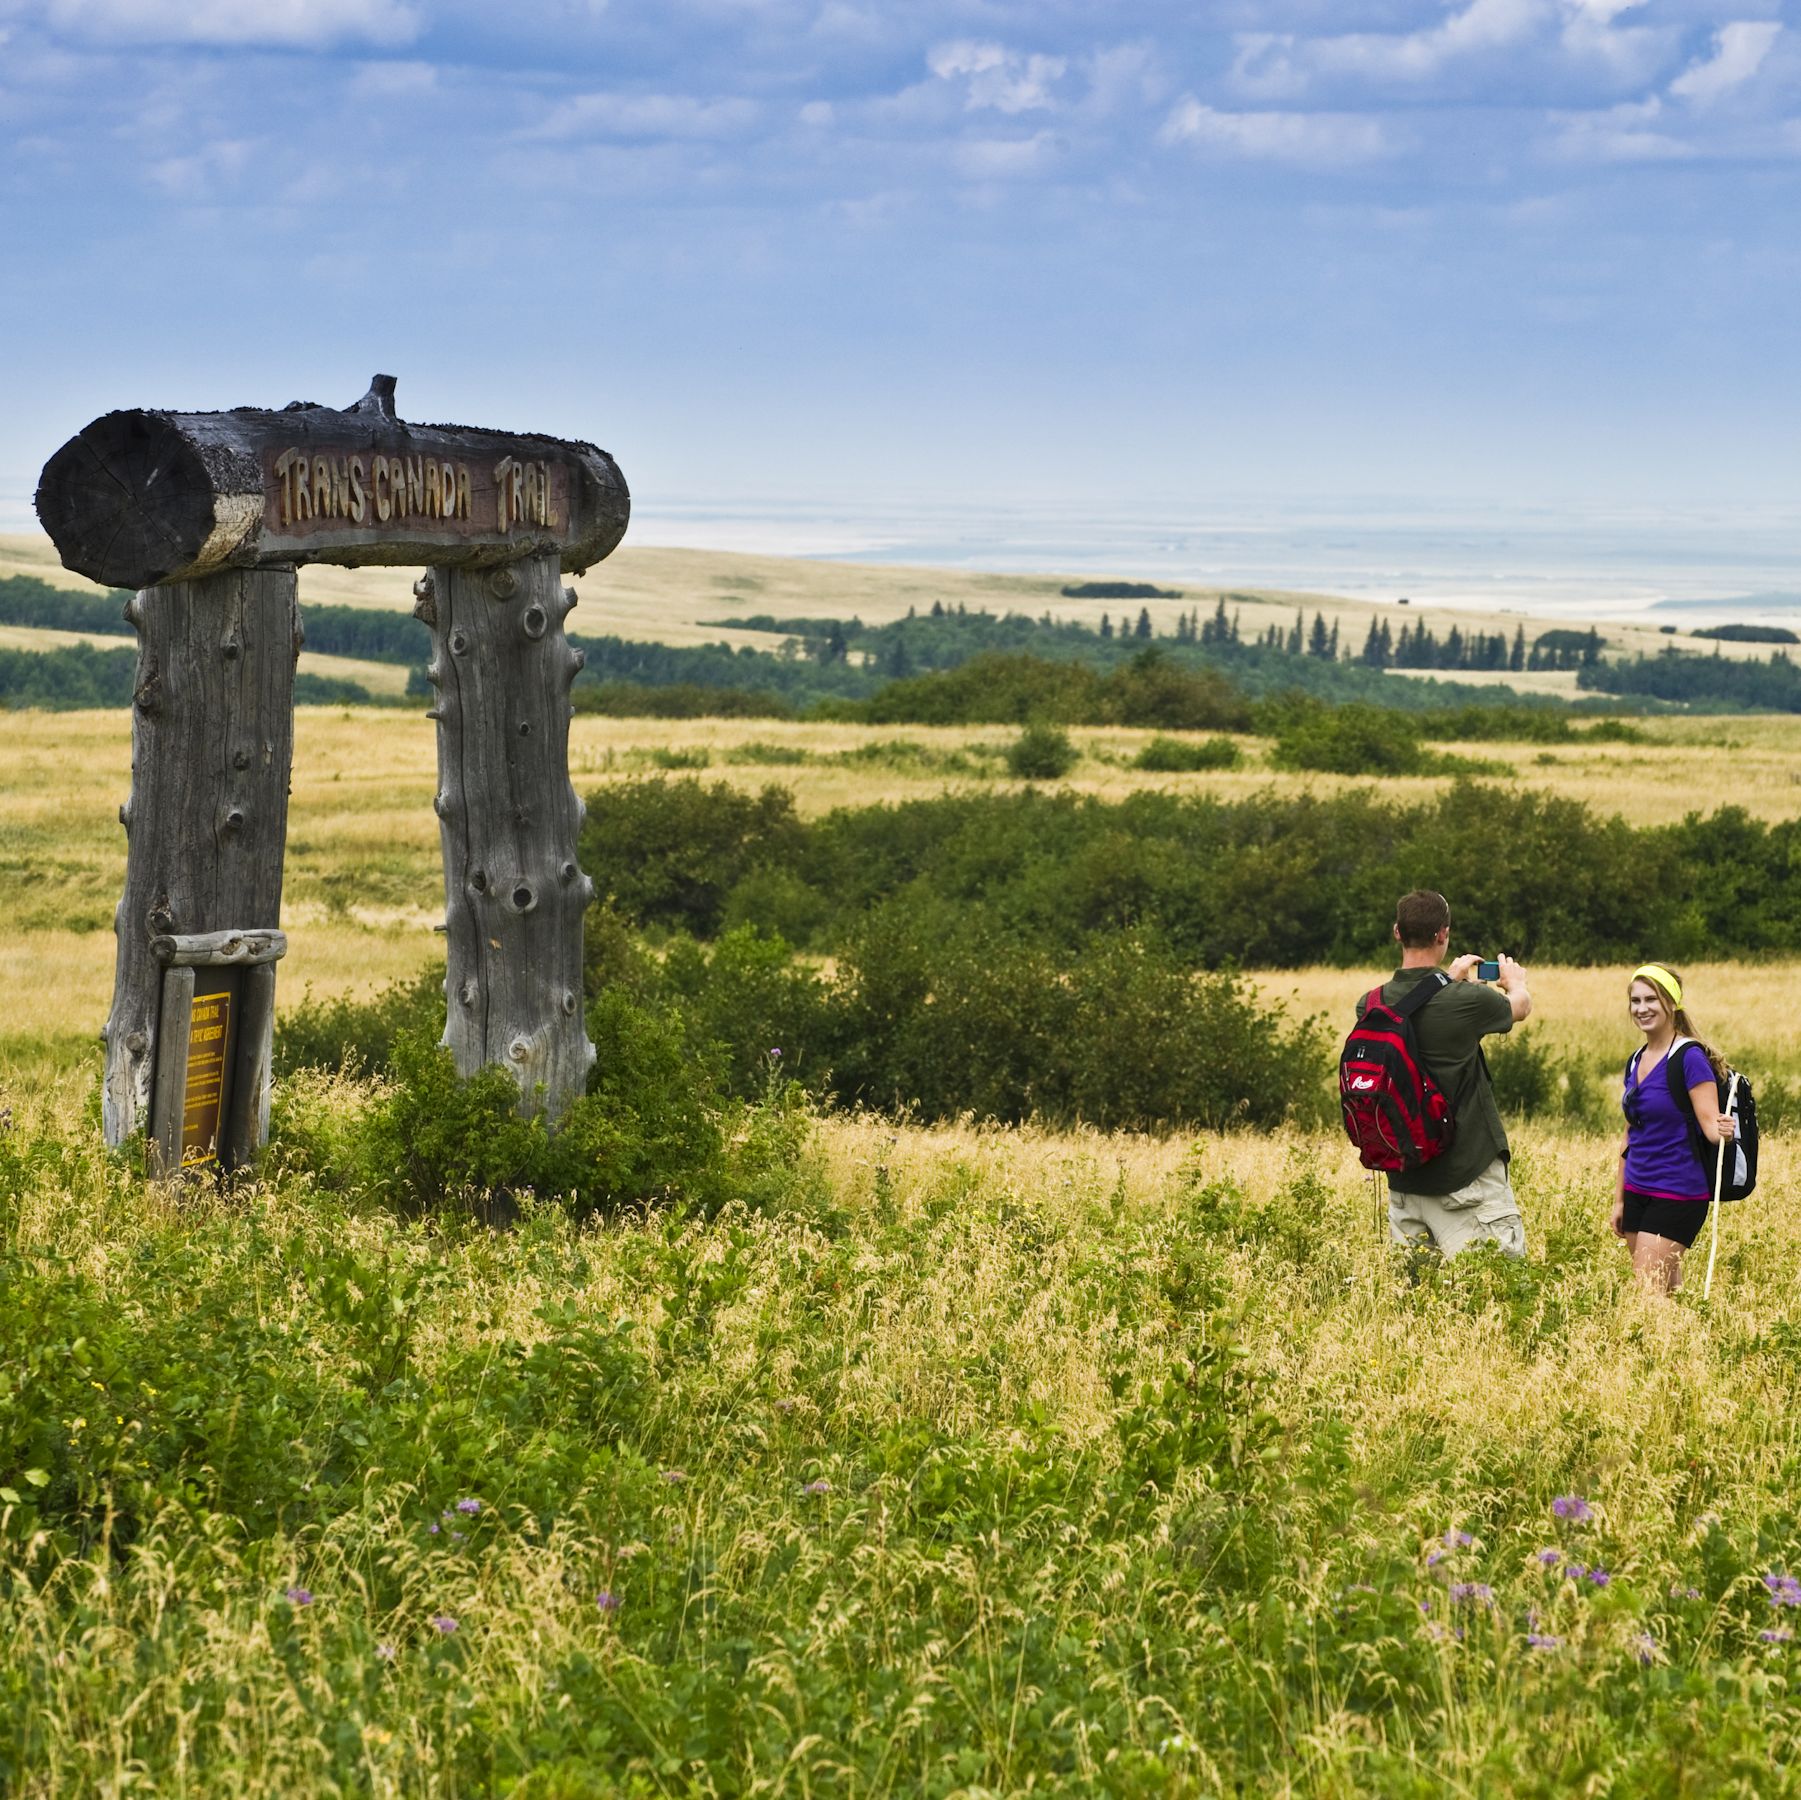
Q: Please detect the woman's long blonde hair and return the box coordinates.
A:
[1630,965,1725,1080]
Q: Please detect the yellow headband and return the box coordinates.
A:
[1632,963,1682,1007]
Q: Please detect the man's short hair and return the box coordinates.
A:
[1395,890,1450,948]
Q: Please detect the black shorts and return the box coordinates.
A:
[1621,1188,1710,1249]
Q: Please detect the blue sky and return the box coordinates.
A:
[1,0,1797,537]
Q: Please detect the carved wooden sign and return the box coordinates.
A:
[36,375,629,591]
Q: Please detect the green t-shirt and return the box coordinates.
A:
[1356,967,1515,1196]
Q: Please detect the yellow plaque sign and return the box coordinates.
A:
[180,987,234,1168]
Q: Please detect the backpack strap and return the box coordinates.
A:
[1389,968,1451,1020]
[1661,1037,1713,1165]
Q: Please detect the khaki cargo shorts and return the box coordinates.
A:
[1388,1157,1525,1259]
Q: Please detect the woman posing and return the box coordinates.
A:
[1613,963,1736,1292]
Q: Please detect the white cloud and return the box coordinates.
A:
[1080,41,1166,118]
[1557,0,1669,82]
[43,0,419,48]
[530,92,760,141]
[1159,97,1392,164]
[348,59,438,100]
[798,100,834,127]
[1304,0,1547,83]
[1669,20,1782,106]
[928,40,1066,114]
[1551,95,1694,159]
[145,134,253,195]
[955,130,1058,179]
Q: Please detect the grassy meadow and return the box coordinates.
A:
[7,692,1801,1794]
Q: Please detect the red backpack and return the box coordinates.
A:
[1340,971,1455,1173]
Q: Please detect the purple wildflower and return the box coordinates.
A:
[595,1590,620,1612]
[1564,1564,1588,1581]
[1444,1529,1474,1549]
[284,1586,314,1607]
[661,1469,687,1485]
[456,1498,481,1516]
[376,1643,397,1661]
[1537,1549,1561,1567]
[1761,1628,1793,1644]
[429,1523,440,1535]
[1449,1582,1494,1606]
[431,1615,459,1635]
[802,1478,832,1496]
[1427,1550,1446,1568]
[1633,1633,1657,1665]
[1764,1573,1801,1606]
[768,1048,782,1061]
[1526,1633,1562,1651]
[1552,1495,1594,1523]
[1587,1568,1611,1588]
[450,1531,466,1543]
[1671,1584,1701,1601]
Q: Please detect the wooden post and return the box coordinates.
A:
[102,569,299,1151]
[419,551,595,1120]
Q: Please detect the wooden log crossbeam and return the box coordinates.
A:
[36,374,630,591]
[151,929,288,967]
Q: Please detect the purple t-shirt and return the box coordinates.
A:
[1623,1042,1716,1202]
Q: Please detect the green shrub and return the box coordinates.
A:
[1271,704,1429,775]
[274,963,445,1077]
[828,902,1330,1130]
[1006,724,1078,780]
[1133,733,1243,772]
[579,778,804,936]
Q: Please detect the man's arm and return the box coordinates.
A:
[1496,954,1531,1023]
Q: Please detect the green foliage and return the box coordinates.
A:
[1487,1034,1606,1125]
[581,777,1775,970]
[826,906,1331,1129]
[1059,580,1182,598]
[0,643,138,709]
[1582,647,1801,710]
[273,963,446,1077]
[577,777,805,936]
[1133,733,1244,772]
[0,574,136,633]
[574,681,796,719]
[1271,703,1432,774]
[1006,722,1078,779]
[1693,624,1800,645]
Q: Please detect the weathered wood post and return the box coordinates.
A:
[36,376,629,1156]
[417,555,594,1116]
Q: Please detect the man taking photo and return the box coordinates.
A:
[1356,889,1533,1257]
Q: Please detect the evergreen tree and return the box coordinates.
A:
[1445,625,1464,669]
[1100,613,1113,639]
[1287,609,1304,656]
[1328,619,1340,661]
[1378,620,1393,664]
[1361,617,1384,667]
[931,599,945,619]
[1583,627,1601,667]
[1135,607,1153,640]
[825,622,849,664]
[1230,610,1242,645]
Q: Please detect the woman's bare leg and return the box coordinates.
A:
[1631,1231,1685,1292]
